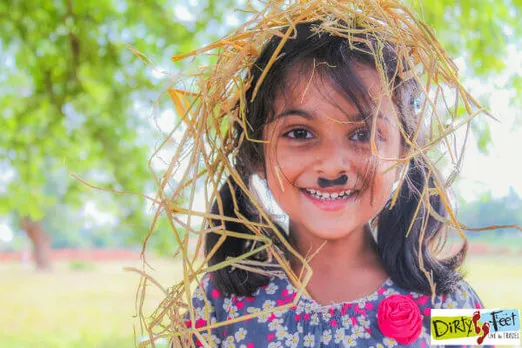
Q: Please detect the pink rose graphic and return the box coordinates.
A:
[377,294,423,344]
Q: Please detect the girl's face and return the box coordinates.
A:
[261,63,403,242]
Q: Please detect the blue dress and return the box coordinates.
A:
[185,270,483,347]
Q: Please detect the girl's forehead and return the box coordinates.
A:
[271,63,391,123]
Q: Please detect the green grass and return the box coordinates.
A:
[0,254,520,347]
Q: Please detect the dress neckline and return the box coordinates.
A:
[280,272,393,311]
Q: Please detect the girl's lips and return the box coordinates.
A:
[301,189,357,211]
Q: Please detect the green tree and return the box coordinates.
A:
[406,0,522,116]
[0,0,228,269]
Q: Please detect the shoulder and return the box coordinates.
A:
[434,280,484,310]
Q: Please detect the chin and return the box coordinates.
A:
[304,223,359,241]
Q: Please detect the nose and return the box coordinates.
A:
[312,137,352,179]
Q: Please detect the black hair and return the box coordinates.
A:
[205,22,467,296]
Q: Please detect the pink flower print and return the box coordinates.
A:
[247,343,254,348]
[365,327,372,334]
[185,320,192,328]
[423,307,431,316]
[330,319,338,327]
[277,299,285,306]
[354,304,366,316]
[195,318,207,328]
[232,295,237,303]
[285,297,292,303]
[245,296,255,302]
[365,302,374,310]
[329,307,335,316]
[267,333,275,341]
[236,301,244,309]
[281,289,289,297]
[417,295,430,305]
[295,313,301,321]
[475,302,482,309]
[304,313,310,321]
[268,313,276,322]
[211,289,220,298]
[378,287,386,296]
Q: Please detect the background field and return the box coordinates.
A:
[1,253,521,348]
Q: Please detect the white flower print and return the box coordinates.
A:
[262,300,276,311]
[268,342,283,348]
[310,313,319,325]
[443,298,457,309]
[357,315,370,328]
[286,284,295,294]
[342,315,352,327]
[234,327,247,342]
[297,322,304,334]
[367,292,379,301]
[356,300,367,309]
[268,318,283,331]
[256,311,270,323]
[321,311,332,321]
[352,325,370,339]
[303,333,315,347]
[228,305,239,319]
[369,344,385,348]
[222,335,235,348]
[223,297,234,312]
[285,332,300,348]
[334,328,346,344]
[193,287,204,301]
[275,327,288,340]
[247,306,260,315]
[322,329,333,345]
[383,337,398,348]
[197,303,213,321]
[343,334,358,347]
[383,288,400,296]
[201,332,221,347]
[265,282,279,295]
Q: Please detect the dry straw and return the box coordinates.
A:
[124,0,521,346]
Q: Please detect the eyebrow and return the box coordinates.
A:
[275,108,390,124]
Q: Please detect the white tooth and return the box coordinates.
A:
[331,192,338,198]
[310,189,316,194]
[344,190,352,196]
[322,192,330,198]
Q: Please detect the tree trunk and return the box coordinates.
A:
[21,217,53,270]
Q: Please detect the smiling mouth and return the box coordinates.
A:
[301,188,358,201]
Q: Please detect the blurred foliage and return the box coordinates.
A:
[406,0,522,151]
[0,0,231,253]
[406,0,522,76]
[459,187,522,235]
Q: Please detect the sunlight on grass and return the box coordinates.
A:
[0,254,520,347]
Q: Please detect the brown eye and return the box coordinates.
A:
[350,129,370,142]
[285,128,313,140]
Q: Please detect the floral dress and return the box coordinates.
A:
[185,271,483,347]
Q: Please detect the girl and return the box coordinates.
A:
[164,1,487,347]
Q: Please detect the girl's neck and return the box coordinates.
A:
[288,223,380,271]
[287,223,388,305]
